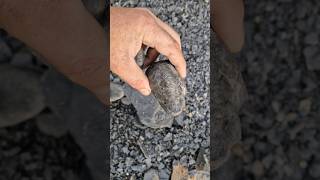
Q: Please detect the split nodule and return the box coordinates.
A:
[146,60,186,117]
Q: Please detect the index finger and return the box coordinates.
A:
[142,19,186,78]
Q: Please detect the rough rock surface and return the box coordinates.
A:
[110,82,124,102]
[0,65,45,128]
[0,2,107,179]
[210,30,247,170]
[213,1,320,180]
[0,31,88,179]
[124,84,173,128]
[146,60,186,117]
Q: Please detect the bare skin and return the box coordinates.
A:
[0,0,244,105]
[0,0,108,104]
[110,7,186,96]
[212,0,245,53]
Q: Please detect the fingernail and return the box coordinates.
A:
[140,88,151,96]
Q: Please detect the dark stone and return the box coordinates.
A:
[146,60,186,117]
[0,64,45,128]
[210,30,246,170]
[123,84,173,129]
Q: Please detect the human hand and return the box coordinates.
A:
[212,0,245,53]
[110,7,186,96]
[0,0,108,104]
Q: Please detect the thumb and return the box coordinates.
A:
[113,58,151,96]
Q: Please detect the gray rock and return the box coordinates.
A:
[110,82,124,102]
[35,112,68,138]
[304,32,319,45]
[10,52,33,67]
[0,64,45,128]
[41,67,107,180]
[173,113,185,126]
[159,169,170,180]
[81,0,105,16]
[123,84,173,128]
[306,53,320,71]
[144,169,160,180]
[211,31,246,169]
[163,133,172,141]
[41,68,73,119]
[309,161,320,178]
[121,96,131,105]
[298,98,312,115]
[196,148,210,172]
[0,40,12,62]
[146,61,186,117]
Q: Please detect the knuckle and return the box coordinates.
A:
[137,8,156,26]
[167,39,181,51]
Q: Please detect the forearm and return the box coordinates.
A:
[0,0,107,101]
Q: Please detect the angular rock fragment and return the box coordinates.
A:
[211,30,247,170]
[146,61,186,117]
[110,82,124,102]
[0,64,45,128]
[144,169,160,180]
[196,148,210,172]
[303,46,320,71]
[123,84,173,128]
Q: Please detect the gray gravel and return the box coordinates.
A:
[213,0,320,180]
[110,0,210,178]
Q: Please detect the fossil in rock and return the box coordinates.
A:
[146,60,186,117]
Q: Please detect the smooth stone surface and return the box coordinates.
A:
[10,51,33,67]
[36,112,68,138]
[146,61,186,117]
[41,68,73,119]
[110,82,124,102]
[0,64,45,128]
[41,67,107,180]
[124,84,173,129]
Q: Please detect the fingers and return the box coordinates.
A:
[140,9,186,78]
[112,57,151,96]
[143,9,182,48]
[212,0,244,53]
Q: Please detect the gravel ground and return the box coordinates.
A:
[0,1,107,179]
[0,30,87,179]
[110,0,210,179]
[213,0,320,180]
